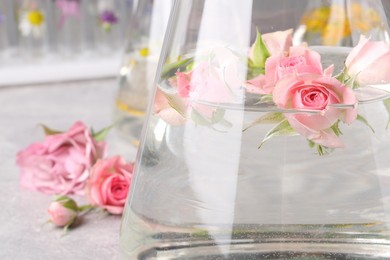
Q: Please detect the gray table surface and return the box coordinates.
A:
[0,79,137,260]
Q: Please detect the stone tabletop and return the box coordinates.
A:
[0,79,137,260]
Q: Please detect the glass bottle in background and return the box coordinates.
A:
[47,0,83,57]
[94,0,126,54]
[294,0,390,46]
[114,0,172,145]
[17,0,47,59]
[120,0,390,258]
[0,2,7,54]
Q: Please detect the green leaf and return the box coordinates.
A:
[191,109,211,126]
[308,140,316,148]
[251,28,270,68]
[307,141,333,156]
[383,98,390,129]
[211,109,226,124]
[335,66,347,83]
[259,94,274,103]
[356,114,375,133]
[166,95,187,118]
[259,119,297,148]
[77,204,94,212]
[55,196,78,212]
[39,124,63,136]
[161,57,194,79]
[92,124,115,142]
[330,120,343,136]
[244,112,285,132]
[246,65,265,79]
[317,144,326,156]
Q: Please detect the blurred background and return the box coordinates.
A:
[0,0,135,86]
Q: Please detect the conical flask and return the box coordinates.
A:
[114,0,172,145]
[120,0,390,258]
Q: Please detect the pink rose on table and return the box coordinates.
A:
[246,46,325,94]
[273,73,357,148]
[85,156,133,215]
[345,35,390,85]
[16,121,107,195]
[48,196,78,227]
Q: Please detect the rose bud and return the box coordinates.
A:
[48,196,78,227]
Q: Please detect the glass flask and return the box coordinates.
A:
[114,0,172,145]
[120,0,390,259]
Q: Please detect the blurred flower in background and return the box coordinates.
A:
[299,2,383,45]
[56,0,81,28]
[19,8,45,38]
[99,10,118,32]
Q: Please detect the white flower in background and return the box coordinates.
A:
[19,9,45,38]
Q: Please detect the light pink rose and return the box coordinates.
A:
[188,61,232,106]
[85,156,133,215]
[249,29,293,59]
[273,73,357,148]
[246,46,324,94]
[154,88,187,125]
[16,121,107,195]
[345,35,390,85]
[176,71,192,98]
[48,197,78,227]
[176,47,244,103]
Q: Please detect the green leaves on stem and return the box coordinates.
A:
[258,119,297,148]
[251,29,270,68]
[247,29,270,79]
[383,98,390,129]
[191,108,232,128]
[91,124,115,142]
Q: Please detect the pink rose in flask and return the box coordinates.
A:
[273,73,357,148]
[345,35,390,85]
[154,88,187,125]
[85,156,133,215]
[246,45,327,94]
[248,29,293,59]
[176,47,244,104]
[16,121,107,195]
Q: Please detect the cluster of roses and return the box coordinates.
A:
[155,29,390,152]
[16,121,133,229]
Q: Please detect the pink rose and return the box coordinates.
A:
[48,196,78,227]
[190,62,232,102]
[345,35,390,85]
[176,71,193,98]
[154,88,187,125]
[17,121,107,195]
[246,46,324,94]
[249,29,293,59]
[176,47,244,103]
[273,73,357,148]
[85,156,133,215]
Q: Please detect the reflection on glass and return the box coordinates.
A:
[121,0,390,258]
[294,0,390,46]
